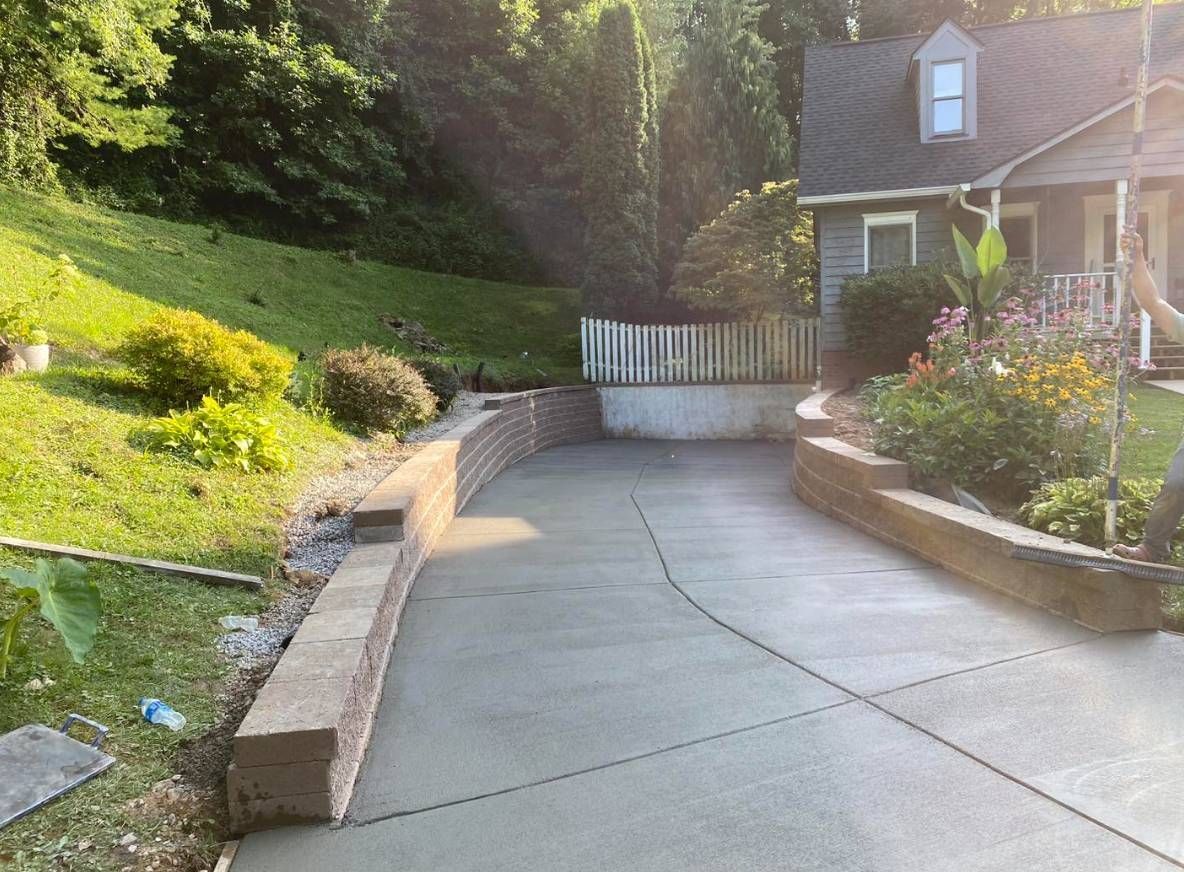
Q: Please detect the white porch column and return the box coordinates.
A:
[989,189,1001,228]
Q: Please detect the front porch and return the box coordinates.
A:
[967,174,1184,375]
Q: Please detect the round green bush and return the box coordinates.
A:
[117,309,292,406]
[839,262,958,374]
[322,345,437,433]
[409,358,463,412]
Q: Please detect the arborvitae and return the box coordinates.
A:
[658,0,793,284]
[581,1,660,319]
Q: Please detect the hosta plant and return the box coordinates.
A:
[1020,477,1171,550]
[0,558,102,679]
[143,395,292,473]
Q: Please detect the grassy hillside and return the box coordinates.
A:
[0,187,581,568]
[0,189,581,869]
[0,187,581,382]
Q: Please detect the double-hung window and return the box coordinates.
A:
[863,211,917,272]
[931,60,965,136]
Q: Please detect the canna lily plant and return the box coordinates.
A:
[944,225,1012,342]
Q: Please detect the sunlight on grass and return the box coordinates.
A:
[0,187,582,382]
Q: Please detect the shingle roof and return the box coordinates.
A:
[798,4,1184,199]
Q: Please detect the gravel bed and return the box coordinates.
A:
[217,391,500,668]
[403,391,508,443]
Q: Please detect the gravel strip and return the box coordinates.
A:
[217,392,499,668]
[403,391,508,443]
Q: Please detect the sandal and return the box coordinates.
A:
[1113,543,1158,564]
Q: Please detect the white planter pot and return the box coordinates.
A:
[13,343,50,373]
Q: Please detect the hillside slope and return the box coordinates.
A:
[0,188,581,383]
[0,188,582,569]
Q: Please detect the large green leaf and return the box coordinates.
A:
[6,559,102,664]
[951,226,979,279]
[977,265,1012,310]
[976,225,1008,275]
[943,274,971,307]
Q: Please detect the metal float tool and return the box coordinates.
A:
[1015,0,1174,585]
[0,714,115,829]
[1104,0,1155,547]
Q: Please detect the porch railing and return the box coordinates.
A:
[1040,272,1117,328]
[1041,272,1151,365]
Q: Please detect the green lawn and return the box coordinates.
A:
[1119,384,1184,480]
[0,560,258,870]
[0,187,581,383]
[0,187,581,869]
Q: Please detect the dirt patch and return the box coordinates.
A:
[821,389,876,452]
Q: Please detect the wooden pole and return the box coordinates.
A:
[1106,0,1155,547]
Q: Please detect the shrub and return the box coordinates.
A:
[671,181,818,319]
[869,368,1056,495]
[1020,477,1174,551]
[118,309,292,406]
[0,558,101,679]
[142,396,292,473]
[409,358,463,412]
[839,261,959,373]
[321,345,437,433]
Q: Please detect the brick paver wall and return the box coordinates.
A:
[792,391,1162,635]
[228,386,603,832]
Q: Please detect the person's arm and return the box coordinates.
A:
[1122,229,1179,333]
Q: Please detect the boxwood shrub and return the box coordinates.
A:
[118,309,292,406]
[839,261,958,374]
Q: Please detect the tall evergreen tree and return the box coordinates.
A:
[581,1,660,318]
[657,0,793,286]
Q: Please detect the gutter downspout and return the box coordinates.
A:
[952,183,991,232]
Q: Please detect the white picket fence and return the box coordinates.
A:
[581,317,820,384]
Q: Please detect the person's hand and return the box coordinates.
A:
[1122,227,1145,264]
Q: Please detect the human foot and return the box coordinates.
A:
[1113,543,1158,563]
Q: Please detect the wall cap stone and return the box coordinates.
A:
[229,385,604,832]
[792,393,1162,633]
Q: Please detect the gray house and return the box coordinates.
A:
[798,6,1184,388]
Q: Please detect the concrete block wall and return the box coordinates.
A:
[229,386,603,832]
[791,391,1162,634]
[599,383,812,440]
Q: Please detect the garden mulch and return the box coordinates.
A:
[820,389,875,452]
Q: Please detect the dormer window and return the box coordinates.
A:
[931,61,965,135]
[911,20,982,143]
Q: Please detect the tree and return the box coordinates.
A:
[658,0,793,285]
[670,181,817,320]
[161,5,404,230]
[0,0,178,188]
[580,1,660,318]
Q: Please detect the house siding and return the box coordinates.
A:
[1006,90,1184,188]
[818,198,978,352]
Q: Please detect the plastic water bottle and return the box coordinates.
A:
[139,698,186,731]
[219,615,259,631]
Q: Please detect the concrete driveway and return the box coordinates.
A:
[235,440,1184,871]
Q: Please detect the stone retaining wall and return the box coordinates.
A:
[228,386,603,832]
[792,390,1162,634]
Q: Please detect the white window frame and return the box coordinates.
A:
[930,59,966,136]
[998,202,1039,270]
[863,210,918,272]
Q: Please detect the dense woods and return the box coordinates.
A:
[0,0,1132,311]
